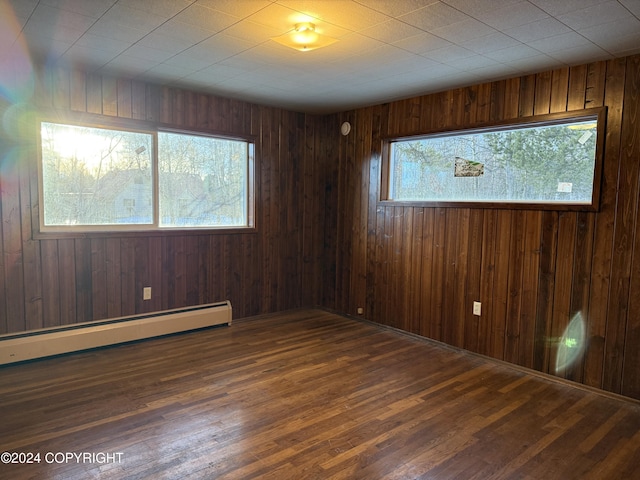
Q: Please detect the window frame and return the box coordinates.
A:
[380,107,607,211]
[34,112,256,238]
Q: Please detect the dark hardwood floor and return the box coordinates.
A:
[1,309,640,479]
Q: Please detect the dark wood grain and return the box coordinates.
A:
[583,59,623,390]
[0,64,315,338]
[1,310,639,480]
[620,55,640,399]
[331,55,640,401]
[604,57,639,394]
[2,55,640,402]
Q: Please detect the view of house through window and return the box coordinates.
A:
[39,121,252,231]
[158,132,248,228]
[387,114,600,206]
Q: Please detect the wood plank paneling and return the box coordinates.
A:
[57,239,76,324]
[74,238,92,324]
[91,238,108,321]
[0,64,312,342]
[620,55,640,398]
[3,55,640,403]
[331,55,640,400]
[40,239,60,328]
[584,60,623,389]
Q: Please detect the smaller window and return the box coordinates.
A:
[382,108,606,210]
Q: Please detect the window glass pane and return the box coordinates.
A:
[158,132,248,227]
[40,122,153,226]
[389,118,598,204]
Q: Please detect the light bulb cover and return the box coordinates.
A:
[271,22,338,52]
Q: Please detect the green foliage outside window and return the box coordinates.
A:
[388,112,601,207]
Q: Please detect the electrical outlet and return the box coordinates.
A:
[473,301,481,316]
[143,287,152,300]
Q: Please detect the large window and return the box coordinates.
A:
[383,108,605,210]
[38,120,254,232]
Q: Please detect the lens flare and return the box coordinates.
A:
[0,2,36,176]
[555,311,586,374]
[0,2,35,104]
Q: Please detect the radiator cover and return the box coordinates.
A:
[0,301,232,365]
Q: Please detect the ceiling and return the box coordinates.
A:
[2,0,640,114]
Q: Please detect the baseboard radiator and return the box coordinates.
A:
[0,301,232,365]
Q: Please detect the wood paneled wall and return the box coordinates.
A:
[2,55,640,401]
[330,55,640,399]
[0,66,333,334]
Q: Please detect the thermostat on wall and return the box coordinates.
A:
[341,121,351,135]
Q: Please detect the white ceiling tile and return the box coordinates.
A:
[441,0,523,16]
[87,20,148,43]
[320,32,386,57]
[420,44,477,63]
[74,34,131,55]
[184,64,247,83]
[217,44,285,65]
[2,10,27,35]
[392,32,454,55]
[196,0,273,18]
[430,18,498,43]
[548,44,612,64]
[483,43,542,62]
[472,63,521,78]
[181,34,255,61]
[116,0,194,17]
[29,4,96,31]
[10,0,640,113]
[460,32,522,55]
[359,19,426,44]
[579,17,640,47]
[101,54,160,75]
[277,0,391,30]
[352,45,421,74]
[503,17,572,43]
[443,54,499,71]
[619,0,640,16]
[557,1,632,29]
[39,0,116,18]
[246,3,315,32]
[475,1,549,30]
[399,2,473,30]
[152,20,214,44]
[162,54,217,71]
[61,44,119,67]
[144,63,190,81]
[529,0,611,16]
[607,32,640,56]
[172,4,240,32]
[234,42,311,65]
[22,20,85,43]
[23,34,71,60]
[123,44,173,63]
[7,0,39,18]
[506,53,563,71]
[223,20,290,44]
[98,3,168,32]
[528,31,593,54]
[217,55,267,71]
[355,0,438,17]
[136,32,194,55]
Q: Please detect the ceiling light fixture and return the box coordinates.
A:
[271,22,338,52]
